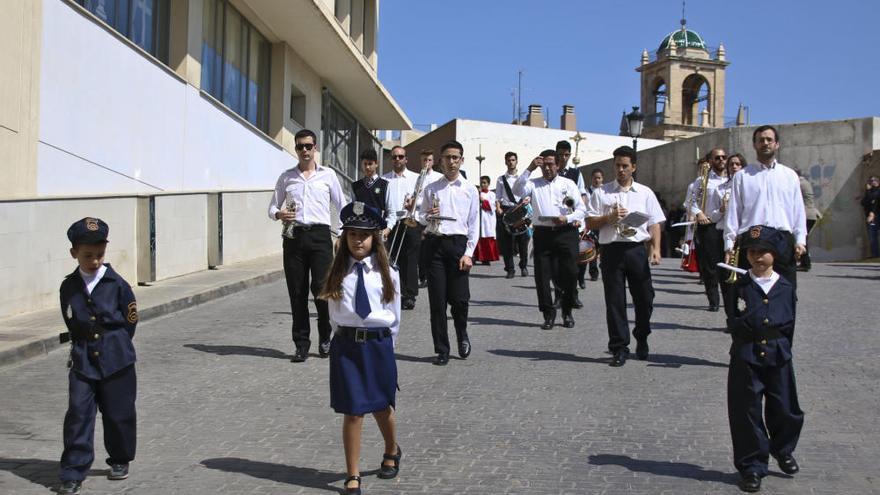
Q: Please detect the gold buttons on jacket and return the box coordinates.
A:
[92,351,100,357]
[759,351,766,357]
[93,333,100,340]
[762,298,769,305]
[760,339,767,345]
[90,316,96,321]
[763,318,769,325]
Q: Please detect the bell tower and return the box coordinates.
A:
[636,17,730,141]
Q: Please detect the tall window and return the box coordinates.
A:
[201,0,271,132]
[75,0,170,62]
[322,91,381,189]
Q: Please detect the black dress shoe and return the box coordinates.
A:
[540,310,556,330]
[402,299,416,310]
[59,480,83,495]
[432,355,449,366]
[777,455,799,475]
[578,280,586,289]
[609,351,627,367]
[635,339,649,360]
[562,313,575,328]
[738,473,761,492]
[318,340,331,358]
[344,475,362,494]
[573,297,583,309]
[521,268,528,277]
[458,340,471,359]
[378,445,402,479]
[418,279,429,288]
[505,270,515,279]
[290,349,308,363]
[108,462,129,480]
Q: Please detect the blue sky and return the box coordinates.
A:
[378,0,880,135]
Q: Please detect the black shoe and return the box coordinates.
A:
[59,480,82,494]
[344,475,362,494]
[378,445,402,479]
[573,297,583,309]
[290,349,308,363]
[318,340,331,358]
[505,270,515,279]
[777,455,799,475]
[521,268,529,277]
[738,473,761,492]
[562,313,575,328]
[541,310,556,330]
[578,280,586,289]
[432,355,449,366]
[458,339,471,359]
[610,351,627,367]
[708,304,720,312]
[635,339,649,360]
[402,299,416,310]
[108,462,129,480]
[418,279,428,288]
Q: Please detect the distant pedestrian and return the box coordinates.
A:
[58,218,139,495]
[473,175,500,265]
[794,168,822,270]
[862,175,880,258]
[319,202,402,495]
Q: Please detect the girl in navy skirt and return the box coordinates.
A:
[319,201,401,495]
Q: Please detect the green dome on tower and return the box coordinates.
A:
[658,28,708,52]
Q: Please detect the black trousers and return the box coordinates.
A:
[282,226,333,352]
[696,223,723,307]
[386,222,421,302]
[425,235,470,357]
[736,230,797,291]
[496,215,530,271]
[728,355,804,476]
[61,365,137,481]
[801,219,816,269]
[599,242,655,353]
[533,226,578,314]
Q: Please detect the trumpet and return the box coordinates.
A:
[697,161,711,213]
[724,244,740,284]
[281,197,299,239]
[426,192,441,234]
[613,198,637,239]
[388,164,430,266]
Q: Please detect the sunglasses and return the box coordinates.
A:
[713,155,727,160]
[443,154,462,161]
[392,154,406,160]
[295,143,315,151]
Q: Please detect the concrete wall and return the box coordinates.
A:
[154,195,209,280]
[220,191,280,265]
[587,117,880,261]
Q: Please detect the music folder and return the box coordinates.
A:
[620,211,651,228]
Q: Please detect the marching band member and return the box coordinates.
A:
[587,146,665,367]
[383,146,420,310]
[418,141,479,366]
[583,168,605,284]
[717,153,746,320]
[723,125,807,290]
[418,150,444,290]
[495,152,531,278]
[513,149,586,330]
[689,148,728,312]
[555,140,589,309]
[268,128,346,363]
[473,176,500,265]
[352,148,389,221]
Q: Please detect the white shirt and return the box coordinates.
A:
[495,173,522,207]
[561,165,589,197]
[688,170,727,219]
[79,265,107,295]
[267,164,347,225]
[586,180,666,244]
[382,168,419,229]
[513,169,586,227]
[723,161,807,250]
[418,170,445,207]
[749,270,780,295]
[714,180,734,231]
[328,254,401,345]
[418,175,480,257]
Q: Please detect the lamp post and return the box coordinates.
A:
[570,131,585,166]
[475,145,486,233]
[625,106,645,159]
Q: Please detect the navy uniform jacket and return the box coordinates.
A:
[60,264,138,380]
[352,177,389,219]
[727,275,795,366]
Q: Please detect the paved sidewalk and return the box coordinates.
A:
[0,255,283,369]
[0,260,878,494]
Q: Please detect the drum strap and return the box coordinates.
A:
[502,176,516,205]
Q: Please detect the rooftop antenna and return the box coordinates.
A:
[681,0,687,29]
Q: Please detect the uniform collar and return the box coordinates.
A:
[68,263,116,281]
[612,180,639,193]
[349,255,375,272]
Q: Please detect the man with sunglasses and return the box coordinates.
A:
[268,129,346,363]
[383,146,421,310]
[689,148,728,312]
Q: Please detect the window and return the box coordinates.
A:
[75,0,170,62]
[201,0,271,131]
[289,85,306,128]
[321,91,381,187]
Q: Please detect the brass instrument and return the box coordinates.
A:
[427,192,441,234]
[613,194,637,239]
[281,196,299,239]
[724,244,740,284]
[388,164,430,266]
[697,161,711,213]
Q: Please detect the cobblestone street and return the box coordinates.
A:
[1,260,878,494]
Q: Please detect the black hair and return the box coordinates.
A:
[612,145,637,163]
[752,125,780,144]
[591,168,604,177]
[391,145,406,154]
[480,175,491,184]
[294,128,317,143]
[555,140,572,152]
[359,148,378,162]
[440,140,463,155]
[504,151,518,161]
[539,149,556,159]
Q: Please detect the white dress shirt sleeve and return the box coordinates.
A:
[723,173,743,250]
[576,172,588,197]
[566,182,587,224]
[416,185,430,226]
[586,186,603,218]
[389,268,401,346]
[790,172,808,245]
[465,187,479,258]
[328,171,347,214]
[513,169,533,198]
[645,188,666,226]
[268,173,286,220]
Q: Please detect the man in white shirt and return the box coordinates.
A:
[494,151,531,279]
[723,125,807,290]
[555,140,589,309]
[383,146,421,310]
[418,149,443,289]
[267,129,347,362]
[418,141,479,366]
[587,146,665,367]
[513,149,586,330]
[690,148,728,312]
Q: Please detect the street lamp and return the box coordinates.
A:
[570,131,585,166]
[625,106,645,158]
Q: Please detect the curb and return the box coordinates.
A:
[0,269,284,369]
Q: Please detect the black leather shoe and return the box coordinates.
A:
[418,279,428,288]
[290,349,308,363]
[521,268,528,277]
[777,455,799,475]
[541,310,556,330]
[610,351,627,367]
[635,339,649,360]
[738,473,761,492]
[59,480,82,494]
[578,280,586,289]
[562,313,575,328]
[402,299,416,310]
[505,270,515,279]
[378,445,402,479]
[432,355,449,366]
[573,297,583,309]
[344,475,362,494]
[318,340,331,358]
[458,340,471,359]
[108,462,129,480]
[708,304,720,312]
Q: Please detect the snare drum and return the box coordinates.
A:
[577,232,597,265]
[502,202,532,236]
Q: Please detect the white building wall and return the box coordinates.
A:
[153,194,208,280]
[220,191,280,265]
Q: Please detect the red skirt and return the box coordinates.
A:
[474,237,500,262]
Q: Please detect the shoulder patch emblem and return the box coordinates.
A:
[375,187,382,195]
[65,305,73,320]
[127,301,138,324]
[85,218,99,231]
[737,297,747,312]
[749,226,762,239]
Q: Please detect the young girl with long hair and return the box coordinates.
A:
[319,202,401,495]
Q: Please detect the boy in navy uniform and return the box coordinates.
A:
[58,218,138,495]
[727,225,803,493]
[352,148,389,220]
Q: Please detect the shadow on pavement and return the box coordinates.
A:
[816,274,880,281]
[201,457,363,493]
[470,299,534,308]
[394,353,435,364]
[654,287,703,296]
[487,349,608,364]
[646,353,727,368]
[0,457,105,491]
[184,344,292,360]
[652,321,726,332]
[588,454,736,484]
[468,316,537,328]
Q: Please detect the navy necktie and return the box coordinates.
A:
[354,261,371,319]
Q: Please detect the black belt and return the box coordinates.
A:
[425,233,466,239]
[534,224,576,232]
[290,224,329,232]
[336,326,392,342]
